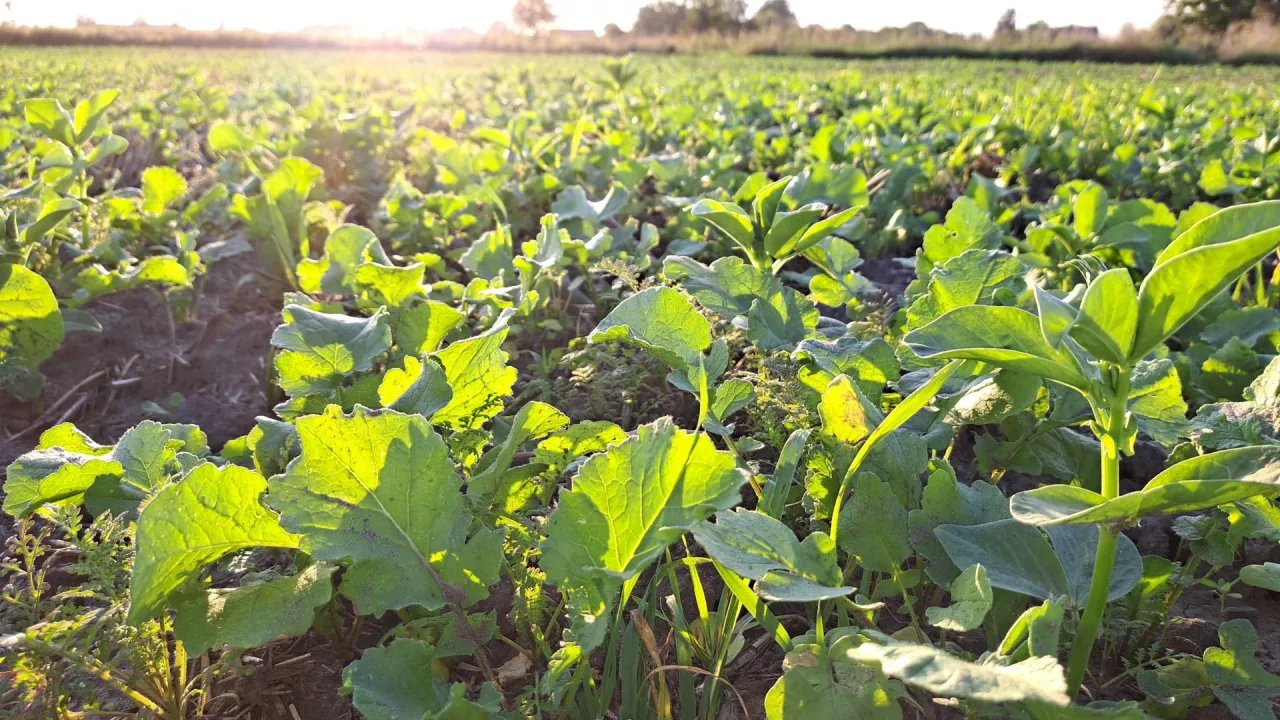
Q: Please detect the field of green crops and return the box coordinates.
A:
[5,48,1280,719]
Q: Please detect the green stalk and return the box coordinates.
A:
[1065,369,1129,697]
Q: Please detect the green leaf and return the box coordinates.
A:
[341,638,501,720]
[690,199,756,256]
[764,202,825,257]
[819,374,881,446]
[1010,446,1280,527]
[905,250,1025,330]
[847,632,1070,706]
[1189,355,1280,451]
[378,356,453,418]
[429,314,518,430]
[1240,562,1280,591]
[663,255,784,317]
[589,287,711,372]
[128,463,298,624]
[393,300,466,355]
[269,406,501,615]
[908,465,1009,585]
[21,197,81,245]
[72,88,121,143]
[207,122,257,153]
[746,287,818,351]
[1131,202,1280,363]
[838,472,911,573]
[999,598,1066,658]
[936,519,1141,607]
[1200,337,1261,401]
[1204,619,1280,719]
[765,629,902,720]
[943,370,1042,427]
[1073,183,1109,238]
[271,305,392,397]
[541,417,747,636]
[794,336,899,403]
[468,401,569,509]
[460,225,515,281]
[4,421,179,518]
[921,198,1002,266]
[140,166,188,215]
[1070,269,1137,365]
[926,564,993,632]
[0,264,64,381]
[173,563,335,655]
[904,305,1087,389]
[23,98,76,146]
[1126,359,1189,446]
[694,509,851,601]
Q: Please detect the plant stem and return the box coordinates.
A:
[1065,370,1129,698]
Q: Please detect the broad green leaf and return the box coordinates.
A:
[23,98,76,146]
[393,299,466,355]
[552,185,627,225]
[468,401,569,508]
[936,519,1141,607]
[1131,202,1280,363]
[533,423,621,474]
[847,632,1070,706]
[1189,355,1280,451]
[921,197,1002,265]
[796,206,864,253]
[1126,359,1189,446]
[905,250,1025,330]
[72,88,120,142]
[690,199,756,255]
[460,225,515,281]
[173,563,335,655]
[1070,269,1137,365]
[1204,619,1280,719]
[1239,562,1280,591]
[1073,183,1109,238]
[341,638,502,720]
[838,472,911,573]
[943,370,1042,427]
[378,356,453,418]
[663,255,783,317]
[429,314,518,430]
[1026,701,1147,719]
[904,305,1087,389]
[746,286,818,351]
[908,465,1008,585]
[354,263,426,309]
[269,406,501,615]
[140,166,188,215]
[1010,446,1280,527]
[4,421,177,518]
[765,629,902,720]
[589,287,711,371]
[926,564,993,632]
[21,197,81,244]
[764,202,825,257]
[794,336,899,403]
[541,417,747,614]
[694,509,851,601]
[0,264,64,380]
[753,176,790,230]
[207,122,257,153]
[1200,338,1260,401]
[819,374,881,446]
[128,463,298,624]
[271,305,392,397]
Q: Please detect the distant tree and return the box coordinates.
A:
[1165,0,1280,33]
[512,0,556,33]
[603,23,625,37]
[751,0,798,28]
[634,1,689,35]
[685,0,747,33]
[994,8,1016,37]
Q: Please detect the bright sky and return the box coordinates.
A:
[6,0,1168,37]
